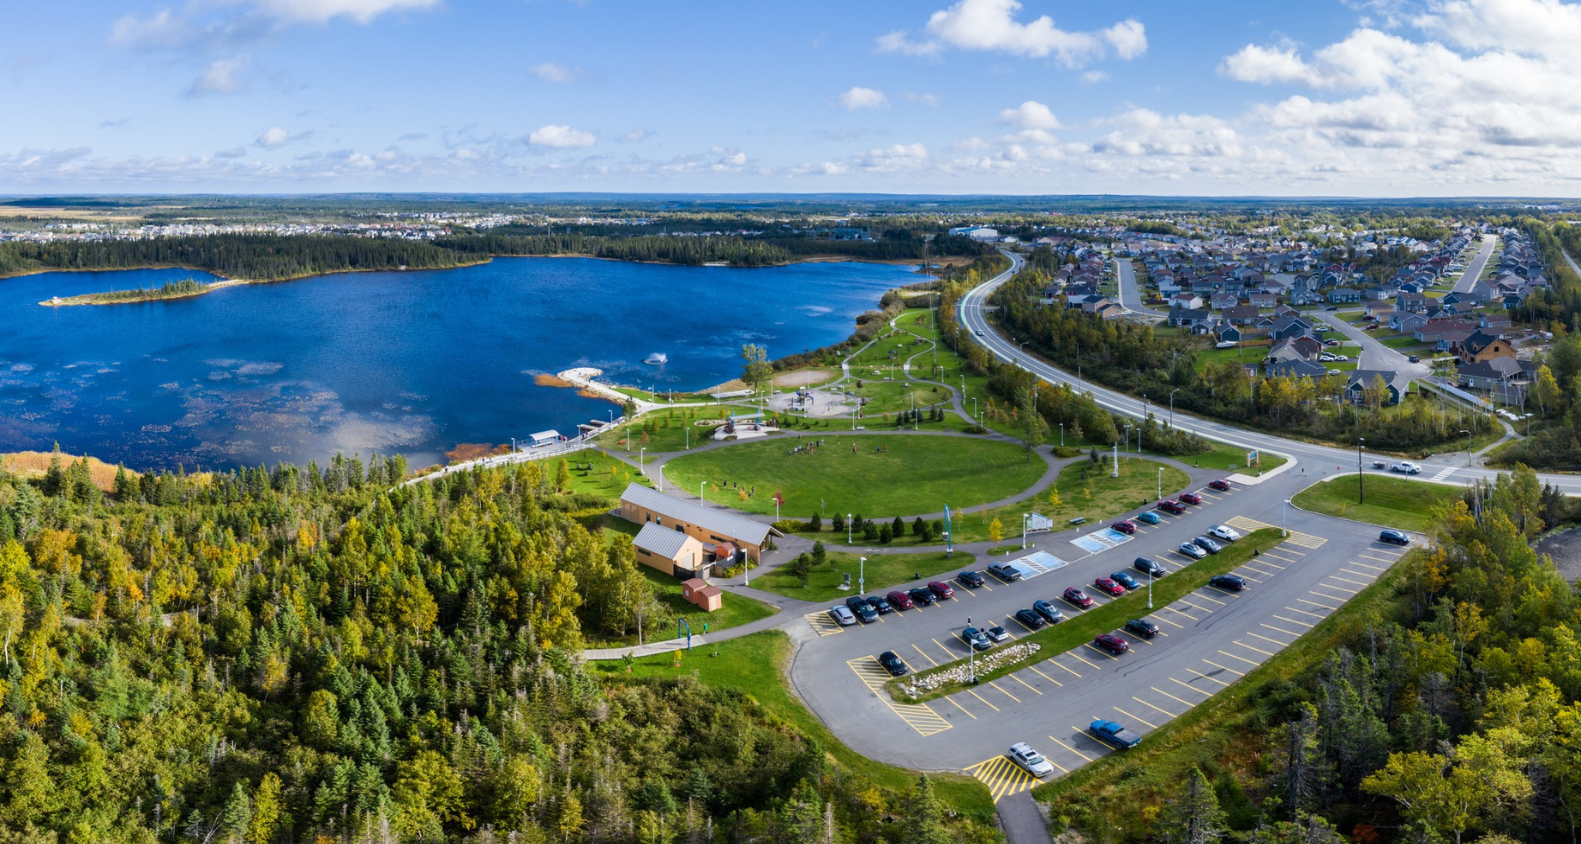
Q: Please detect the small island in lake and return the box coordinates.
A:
[41,278,224,307]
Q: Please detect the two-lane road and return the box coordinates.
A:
[1114,257,1165,316]
[1454,234,1497,294]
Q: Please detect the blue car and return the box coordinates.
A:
[1134,511,1162,526]
[1110,571,1141,591]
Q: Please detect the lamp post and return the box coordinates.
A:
[639,447,645,475]
[1059,422,1065,447]
[1022,513,1028,549]
[1124,423,1133,457]
[972,397,979,420]
[967,614,977,682]
[511,436,516,454]
[1112,442,1120,478]
[1282,499,1291,538]
[1169,388,1179,428]
[1358,437,1365,505]
[700,481,706,507]
[1157,467,1163,501]
[847,514,853,546]
[859,556,866,596]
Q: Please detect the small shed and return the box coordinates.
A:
[528,430,561,447]
[710,542,739,564]
[681,578,723,612]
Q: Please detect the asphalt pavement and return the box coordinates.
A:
[1316,310,1431,381]
[1453,234,1497,294]
[1114,256,1164,316]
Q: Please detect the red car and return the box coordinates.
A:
[1093,577,1126,597]
[1094,633,1130,655]
[928,581,955,600]
[1062,587,1095,609]
[1180,492,1204,505]
[1109,520,1137,535]
[886,590,914,610]
[1208,479,1232,492]
[1158,500,1187,515]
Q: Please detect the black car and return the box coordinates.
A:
[908,587,937,606]
[1379,529,1411,546]
[986,563,1022,582]
[1209,574,1247,592]
[878,651,908,676]
[961,627,993,651]
[845,596,879,623]
[1014,608,1046,630]
[1408,355,1420,363]
[1032,599,1064,625]
[866,595,893,615]
[1193,536,1223,554]
[957,570,987,588]
[1124,618,1159,639]
[1133,557,1167,578]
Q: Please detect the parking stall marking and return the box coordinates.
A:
[1233,638,1277,657]
[1068,651,1104,670]
[1299,596,1340,611]
[1285,605,1326,619]
[966,689,1001,712]
[931,638,959,661]
[1151,613,1185,629]
[1360,552,1400,564]
[1170,677,1216,696]
[1049,659,1083,678]
[1134,696,1179,719]
[1114,707,1158,729]
[1314,583,1358,597]
[1260,552,1297,565]
[1217,649,1260,667]
[1085,643,1121,661]
[1191,591,1228,606]
[1151,686,1196,708]
[1286,532,1328,549]
[1247,631,1292,648]
[1347,560,1388,572]
[1241,563,1281,577]
[944,697,977,719]
[1009,673,1044,695]
[846,658,953,737]
[1048,735,1094,762]
[1261,622,1304,638]
[965,755,1042,802]
[1026,665,1064,687]
[1177,598,1216,614]
[1339,567,1380,580]
[989,681,1022,704]
[805,611,846,636]
[1162,605,1201,622]
[1201,659,1243,677]
[910,643,940,667]
[1272,614,1314,629]
[1328,574,1372,588]
[1182,667,1231,688]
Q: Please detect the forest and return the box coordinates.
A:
[0,451,996,843]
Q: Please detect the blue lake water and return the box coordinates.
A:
[0,258,917,471]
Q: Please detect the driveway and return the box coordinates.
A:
[1316,311,1431,381]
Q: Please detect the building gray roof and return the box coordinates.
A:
[633,522,697,559]
[621,483,773,545]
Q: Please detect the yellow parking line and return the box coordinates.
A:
[1285,606,1326,619]
[1359,553,1397,564]
[1069,651,1103,670]
[1302,595,1340,610]
[1012,617,1041,632]
[1114,707,1158,729]
[1329,574,1371,587]
[1261,623,1304,638]
[1010,673,1044,695]
[1050,659,1082,678]
[1348,560,1387,571]
[966,689,1000,712]
[1233,572,1265,584]
[989,681,1022,703]
[1027,665,1063,687]
[1178,600,1215,614]
[945,696,977,719]
[1202,659,1243,677]
[1192,591,1227,606]
[1234,639,1277,657]
[1272,615,1313,628]
[1277,546,1307,556]
[1162,606,1199,621]
[1241,564,1280,577]
[1134,696,1178,718]
[932,638,958,660]
[911,644,940,667]
[1152,613,1185,629]
[1171,678,1214,697]
[1218,649,1260,666]
[1256,555,1291,568]
[1151,686,1196,707]
[1182,668,1230,688]
[1048,735,1093,762]
[1315,583,1357,596]
[1078,726,1124,751]
[1247,631,1290,647]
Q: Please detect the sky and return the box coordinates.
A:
[4,0,1581,197]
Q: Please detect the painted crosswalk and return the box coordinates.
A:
[847,657,952,737]
[965,754,1044,801]
[1429,466,1457,482]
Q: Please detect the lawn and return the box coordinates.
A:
[841,377,954,416]
[663,433,1047,519]
[946,457,1189,543]
[585,630,996,821]
[891,528,1287,703]
[595,406,732,452]
[531,449,651,503]
[1381,335,1431,350]
[753,550,976,602]
[1173,439,1288,474]
[1192,343,1270,375]
[1290,473,1464,532]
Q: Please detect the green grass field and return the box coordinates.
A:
[532,449,651,502]
[753,550,976,602]
[586,630,996,821]
[594,407,730,452]
[1290,473,1463,532]
[581,547,780,646]
[947,457,1189,543]
[1172,439,1288,473]
[663,433,1046,519]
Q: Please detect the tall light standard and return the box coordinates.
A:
[859,556,866,596]
[1059,422,1065,447]
[847,514,853,546]
[1022,513,1029,549]
[1169,388,1180,428]
[1124,423,1133,457]
[1157,467,1164,501]
[972,397,979,420]
[1282,498,1291,538]
[1147,568,1154,610]
[967,614,977,683]
[1358,436,1365,505]
[639,447,645,475]
[511,436,517,454]
[700,481,706,507]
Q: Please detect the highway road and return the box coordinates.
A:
[1453,234,1497,294]
[957,251,1581,495]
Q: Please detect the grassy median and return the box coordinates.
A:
[1290,473,1462,533]
[887,528,1285,704]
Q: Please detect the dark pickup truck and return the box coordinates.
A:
[1089,719,1142,748]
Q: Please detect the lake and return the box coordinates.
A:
[0,258,917,471]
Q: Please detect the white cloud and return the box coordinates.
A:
[189,56,250,96]
[838,86,890,111]
[1090,110,1241,157]
[997,100,1060,130]
[214,147,248,158]
[1219,43,1319,86]
[880,0,1147,68]
[245,0,443,24]
[905,92,941,106]
[531,62,583,83]
[109,10,193,49]
[257,127,290,148]
[858,143,929,172]
[528,124,597,149]
[619,128,653,143]
[1080,70,1109,83]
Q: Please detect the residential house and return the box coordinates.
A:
[1213,322,1243,344]
[1269,315,1314,340]
[1224,304,1262,326]
[1170,292,1204,311]
[1458,329,1517,364]
[1265,335,1322,363]
[1168,307,1213,329]
[1344,369,1409,406]
[1265,359,1329,380]
[1457,357,1530,391]
[1391,312,1429,334]
[1327,288,1361,304]
[1209,292,1240,311]
[1248,291,1278,309]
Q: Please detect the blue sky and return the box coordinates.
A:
[4,0,1580,196]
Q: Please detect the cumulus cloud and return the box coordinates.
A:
[879,0,1146,68]
[528,125,597,149]
[214,147,248,158]
[246,0,442,24]
[997,100,1059,130]
[189,56,250,96]
[838,86,890,111]
[1090,110,1241,158]
[256,127,290,148]
[857,143,929,172]
[531,62,583,83]
[905,92,941,106]
[619,128,653,143]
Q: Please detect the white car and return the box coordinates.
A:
[1008,742,1056,778]
[1319,354,1339,362]
[1332,354,1349,361]
[1389,461,1422,475]
[1215,340,1238,349]
[1208,524,1242,542]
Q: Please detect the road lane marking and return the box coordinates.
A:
[1134,696,1178,718]
[1009,674,1044,695]
[1151,686,1196,707]
[1048,735,1094,762]
[966,689,1000,712]
[1218,649,1260,666]
[1114,707,1158,729]
[1202,659,1243,677]
[1234,639,1278,657]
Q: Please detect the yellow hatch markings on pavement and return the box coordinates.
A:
[966,689,1001,712]
[1286,532,1327,549]
[1009,673,1044,695]
[846,658,953,737]
[1227,516,1273,531]
[910,644,940,667]
[1048,735,1094,762]
[806,612,846,636]
[1202,659,1244,677]
[1261,622,1304,638]
[1183,668,1231,688]
[965,756,1040,803]
[1299,596,1340,611]
[1347,560,1388,572]
[1027,664,1064,687]
[944,696,977,719]
[1247,631,1291,648]
[989,681,1022,704]
[1272,614,1314,629]
[1134,696,1178,718]
[1285,606,1327,619]
[1151,686,1197,708]
[1234,638,1279,657]
[1115,707,1158,729]
[1218,649,1261,667]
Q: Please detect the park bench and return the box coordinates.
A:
[1068,517,1087,526]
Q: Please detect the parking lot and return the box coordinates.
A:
[787,479,1409,802]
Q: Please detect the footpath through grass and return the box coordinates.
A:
[1290,473,1462,533]
[585,630,996,820]
[753,550,976,603]
[948,457,1188,543]
[889,528,1285,704]
[663,433,1046,519]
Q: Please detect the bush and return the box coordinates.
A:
[963,424,989,434]
[771,519,804,533]
[1051,446,1082,459]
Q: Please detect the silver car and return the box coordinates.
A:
[1009,742,1055,778]
[828,606,856,626]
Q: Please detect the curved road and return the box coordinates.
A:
[959,251,1581,494]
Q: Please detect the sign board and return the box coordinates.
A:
[1246,449,1259,466]
[1025,512,1054,534]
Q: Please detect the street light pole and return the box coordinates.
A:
[1283,499,1290,538]
[1148,569,1153,610]
[700,481,706,507]
[1358,437,1365,505]
[1022,513,1028,549]
[1157,467,1163,501]
[1059,422,1064,447]
[847,514,853,546]
[639,447,645,475]
[859,556,866,596]
[1169,388,1179,428]
[972,397,979,420]
[967,614,976,682]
